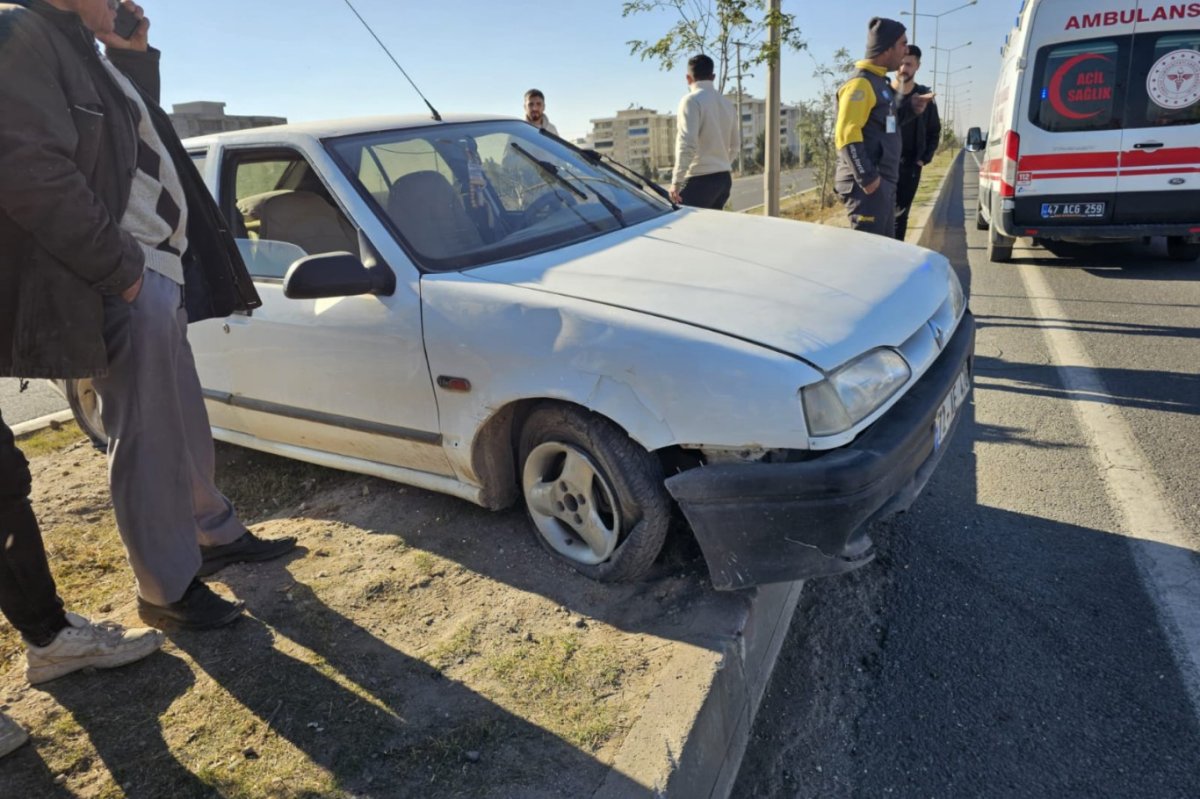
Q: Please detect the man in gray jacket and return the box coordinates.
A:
[0,0,294,634]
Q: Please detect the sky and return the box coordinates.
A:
[150,1,1024,142]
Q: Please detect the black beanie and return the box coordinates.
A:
[865,17,906,59]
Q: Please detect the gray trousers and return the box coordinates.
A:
[839,179,897,237]
[93,269,246,605]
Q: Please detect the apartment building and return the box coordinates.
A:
[726,92,804,167]
[169,101,286,139]
[589,107,677,174]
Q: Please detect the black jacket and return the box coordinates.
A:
[897,82,942,167]
[0,0,259,379]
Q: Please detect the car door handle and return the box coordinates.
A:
[1133,141,1165,150]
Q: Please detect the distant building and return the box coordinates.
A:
[589,107,677,175]
[725,91,804,168]
[169,101,286,139]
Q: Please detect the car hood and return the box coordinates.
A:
[466,209,951,372]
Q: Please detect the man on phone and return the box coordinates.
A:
[0,0,295,632]
[892,45,940,240]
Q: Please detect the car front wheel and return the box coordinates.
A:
[65,378,107,450]
[518,404,670,582]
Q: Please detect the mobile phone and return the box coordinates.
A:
[114,5,139,39]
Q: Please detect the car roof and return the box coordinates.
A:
[182,113,522,148]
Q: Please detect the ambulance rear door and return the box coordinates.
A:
[1113,7,1200,225]
[1015,2,1133,229]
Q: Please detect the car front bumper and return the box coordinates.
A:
[665,312,976,591]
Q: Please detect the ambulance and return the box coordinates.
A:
[976,0,1200,262]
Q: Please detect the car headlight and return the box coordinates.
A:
[801,349,912,437]
[947,267,965,320]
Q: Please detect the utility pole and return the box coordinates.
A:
[911,1,918,43]
[764,0,781,216]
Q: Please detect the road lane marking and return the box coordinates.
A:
[1018,263,1200,719]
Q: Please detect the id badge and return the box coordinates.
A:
[886,113,897,134]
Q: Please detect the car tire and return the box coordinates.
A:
[65,377,107,451]
[987,221,1014,263]
[518,404,670,583]
[975,199,989,230]
[1166,236,1200,263]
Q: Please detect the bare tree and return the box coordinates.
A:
[622,0,805,93]
[795,48,854,207]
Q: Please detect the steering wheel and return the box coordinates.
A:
[522,191,576,226]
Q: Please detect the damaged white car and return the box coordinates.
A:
[63,116,974,590]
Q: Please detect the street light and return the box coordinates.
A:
[901,1,978,97]
[931,40,972,99]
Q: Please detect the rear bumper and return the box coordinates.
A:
[665,313,976,591]
[999,209,1199,241]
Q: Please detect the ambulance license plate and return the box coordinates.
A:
[1040,201,1106,219]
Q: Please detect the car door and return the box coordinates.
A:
[208,142,452,477]
[1016,3,1133,227]
[1113,13,1200,224]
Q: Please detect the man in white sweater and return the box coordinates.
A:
[670,54,739,209]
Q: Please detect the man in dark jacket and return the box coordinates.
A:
[834,17,911,237]
[893,45,941,240]
[0,0,293,636]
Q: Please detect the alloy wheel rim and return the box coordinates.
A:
[522,442,621,565]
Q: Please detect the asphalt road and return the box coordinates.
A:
[734,157,1200,797]
[1,377,67,427]
[729,168,816,211]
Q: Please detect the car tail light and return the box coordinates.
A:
[999,131,1020,199]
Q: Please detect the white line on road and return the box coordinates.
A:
[1018,263,1200,719]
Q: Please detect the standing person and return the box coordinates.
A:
[834,17,909,236]
[1,408,163,758]
[670,54,738,210]
[893,45,940,240]
[524,89,559,136]
[0,0,295,632]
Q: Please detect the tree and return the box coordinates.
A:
[622,0,805,93]
[795,48,855,207]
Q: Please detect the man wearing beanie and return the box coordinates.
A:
[834,17,909,236]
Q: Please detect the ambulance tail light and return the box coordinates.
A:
[1000,131,1020,198]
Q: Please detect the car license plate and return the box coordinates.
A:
[934,367,971,451]
[1040,201,1106,219]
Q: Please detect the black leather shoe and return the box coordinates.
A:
[137,580,244,631]
[197,532,298,577]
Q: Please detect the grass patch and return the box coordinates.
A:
[430,619,482,668]
[16,421,86,458]
[412,551,438,576]
[214,443,343,522]
[487,634,631,750]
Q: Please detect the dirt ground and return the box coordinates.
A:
[0,427,719,799]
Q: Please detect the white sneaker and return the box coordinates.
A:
[24,612,164,685]
[0,710,29,758]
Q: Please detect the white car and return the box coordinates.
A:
[63,115,974,590]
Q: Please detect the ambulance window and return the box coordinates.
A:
[1126,31,1200,129]
[1030,38,1126,132]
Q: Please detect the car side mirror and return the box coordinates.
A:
[283,252,390,299]
[965,127,985,152]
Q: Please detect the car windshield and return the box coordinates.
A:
[325,121,672,271]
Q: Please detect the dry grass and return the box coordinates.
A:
[1,424,680,798]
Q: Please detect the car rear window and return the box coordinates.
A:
[1030,37,1127,132]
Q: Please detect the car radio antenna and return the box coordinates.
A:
[340,0,442,121]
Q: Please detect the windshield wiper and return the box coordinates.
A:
[511,142,626,227]
[579,147,676,207]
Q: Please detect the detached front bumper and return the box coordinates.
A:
[666,312,976,591]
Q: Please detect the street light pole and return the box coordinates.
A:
[734,40,744,175]
[764,0,781,217]
[901,1,977,98]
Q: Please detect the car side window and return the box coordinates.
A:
[1029,36,1129,133]
[226,150,359,280]
[1126,30,1200,129]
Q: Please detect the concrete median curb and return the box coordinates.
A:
[907,149,966,250]
[11,409,75,439]
[594,579,805,798]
